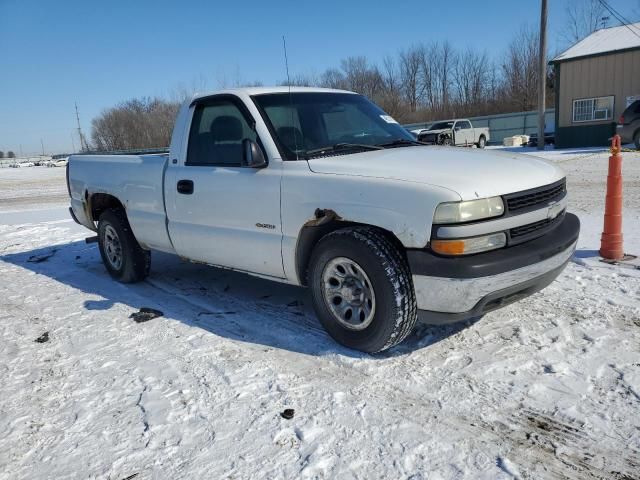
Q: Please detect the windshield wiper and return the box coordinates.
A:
[376,138,427,148]
[304,143,383,157]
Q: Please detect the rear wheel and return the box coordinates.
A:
[308,227,417,353]
[98,209,150,283]
[477,135,486,148]
[634,130,640,150]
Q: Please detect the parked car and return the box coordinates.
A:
[48,158,68,167]
[416,119,490,148]
[527,131,555,147]
[616,100,640,149]
[10,161,34,168]
[68,87,579,353]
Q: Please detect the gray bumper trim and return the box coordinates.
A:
[412,240,577,313]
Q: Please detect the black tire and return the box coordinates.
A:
[634,130,640,150]
[97,209,150,283]
[441,137,452,146]
[308,227,417,353]
[477,135,486,149]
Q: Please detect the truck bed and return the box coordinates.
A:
[68,153,173,252]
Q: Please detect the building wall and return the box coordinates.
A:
[556,48,640,147]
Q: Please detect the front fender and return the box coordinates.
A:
[281,170,461,282]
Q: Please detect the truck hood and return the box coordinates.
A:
[307,146,564,200]
[421,128,450,135]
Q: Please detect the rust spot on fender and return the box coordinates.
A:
[304,208,343,227]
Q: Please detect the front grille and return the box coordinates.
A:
[510,211,564,240]
[505,179,566,212]
[419,133,437,143]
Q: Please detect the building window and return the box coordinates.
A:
[572,96,614,123]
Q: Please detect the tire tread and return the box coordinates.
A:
[98,209,150,283]
[315,226,417,352]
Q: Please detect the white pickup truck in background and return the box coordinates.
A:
[68,87,579,353]
[415,118,490,148]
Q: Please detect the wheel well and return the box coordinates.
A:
[89,193,125,222]
[295,211,406,286]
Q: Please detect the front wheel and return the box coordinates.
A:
[634,130,640,150]
[441,137,452,146]
[98,209,150,283]
[308,227,417,353]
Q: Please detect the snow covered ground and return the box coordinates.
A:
[1,149,639,479]
[0,166,68,212]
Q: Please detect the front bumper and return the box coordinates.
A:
[408,213,580,324]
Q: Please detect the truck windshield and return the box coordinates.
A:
[429,121,454,130]
[252,92,415,160]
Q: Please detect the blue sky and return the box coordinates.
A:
[1,0,637,155]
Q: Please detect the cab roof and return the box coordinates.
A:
[190,86,356,103]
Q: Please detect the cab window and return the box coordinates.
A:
[187,99,257,166]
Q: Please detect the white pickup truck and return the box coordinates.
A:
[68,87,579,353]
[416,119,490,148]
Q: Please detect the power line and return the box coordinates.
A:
[601,0,640,29]
[597,0,640,40]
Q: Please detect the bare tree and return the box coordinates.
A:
[399,45,424,112]
[420,41,456,117]
[419,42,438,111]
[437,41,455,115]
[91,97,180,151]
[319,68,348,90]
[339,56,383,100]
[563,0,607,44]
[453,48,491,114]
[501,26,540,112]
[0,151,4,159]
[7,151,15,158]
[377,55,405,119]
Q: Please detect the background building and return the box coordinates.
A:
[551,22,640,148]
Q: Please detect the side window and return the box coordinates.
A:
[186,100,257,166]
[458,121,471,130]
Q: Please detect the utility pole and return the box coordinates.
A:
[70,132,76,153]
[75,102,87,151]
[41,138,45,156]
[537,0,548,151]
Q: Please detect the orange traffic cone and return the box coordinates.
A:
[600,135,624,260]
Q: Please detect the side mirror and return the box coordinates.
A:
[242,139,267,168]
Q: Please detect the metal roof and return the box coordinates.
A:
[552,22,640,63]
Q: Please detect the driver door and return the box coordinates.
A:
[165,96,284,278]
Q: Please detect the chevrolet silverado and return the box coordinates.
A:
[68,87,580,352]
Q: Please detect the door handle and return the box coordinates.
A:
[177,179,194,194]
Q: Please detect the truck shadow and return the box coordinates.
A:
[1,240,470,358]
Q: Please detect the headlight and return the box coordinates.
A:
[433,196,504,224]
[431,232,506,256]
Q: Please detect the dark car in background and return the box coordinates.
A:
[616,100,640,149]
[527,131,555,147]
